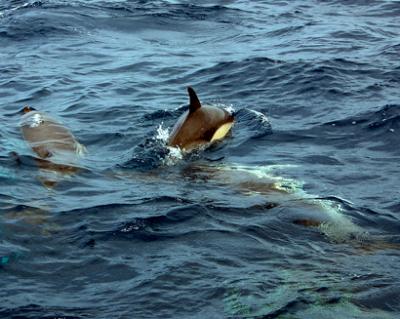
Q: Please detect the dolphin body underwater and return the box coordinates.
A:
[164,88,399,251]
[168,87,234,152]
[19,106,86,188]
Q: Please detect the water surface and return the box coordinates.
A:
[1,0,400,318]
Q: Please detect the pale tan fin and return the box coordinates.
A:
[210,122,233,142]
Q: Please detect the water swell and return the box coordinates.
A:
[0,5,93,40]
[0,304,91,319]
[0,0,245,42]
[172,56,398,107]
[0,0,43,17]
[320,104,400,153]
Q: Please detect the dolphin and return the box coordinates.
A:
[168,87,234,152]
[19,106,86,187]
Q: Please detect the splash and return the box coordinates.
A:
[206,103,235,115]
[224,104,235,115]
[155,122,170,142]
[75,141,87,157]
[163,146,183,166]
[249,109,270,124]
[154,122,183,166]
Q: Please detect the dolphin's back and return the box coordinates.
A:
[167,87,234,151]
[21,111,80,158]
[168,105,233,150]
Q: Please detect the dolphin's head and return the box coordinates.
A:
[168,87,234,151]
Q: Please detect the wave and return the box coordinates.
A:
[319,104,400,153]
[159,56,398,110]
[0,0,244,41]
[260,102,400,155]
[0,1,43,17]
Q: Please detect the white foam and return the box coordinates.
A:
[153,122,184,166]
[162,146,183,166]
[212,163,366,243]
[75,142,87,157]
[224,104,235,115]
[316,200,368,243]
[249,109,269,124]
[222,164,298,179]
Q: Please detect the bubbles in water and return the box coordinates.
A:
[315,200,368,243]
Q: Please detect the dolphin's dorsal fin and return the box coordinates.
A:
[188,87,201,113]
[20,106,36,114]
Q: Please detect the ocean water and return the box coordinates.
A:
[1,0,400,318]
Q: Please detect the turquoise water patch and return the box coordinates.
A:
[223,268,394,318]
[0,166,16,179]
[1,256,9,265]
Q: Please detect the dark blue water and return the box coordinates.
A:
[1,1,400,318]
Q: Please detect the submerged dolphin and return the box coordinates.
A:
[19,106,86,187]
[168,87,234,152]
